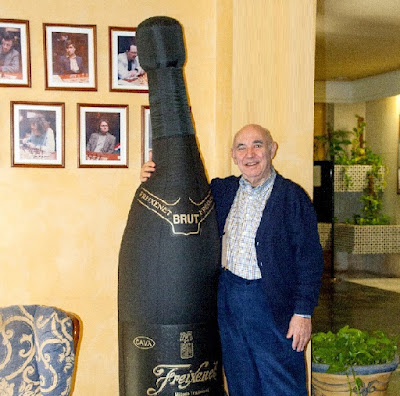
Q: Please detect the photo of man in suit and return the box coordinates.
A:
[118,43,144,81]
[57,40,85,75]
[0,31,20,74]
[86,119,116,154]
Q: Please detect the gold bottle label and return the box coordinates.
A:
[137,187,215,236]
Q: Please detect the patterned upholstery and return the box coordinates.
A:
[0,305,76,396]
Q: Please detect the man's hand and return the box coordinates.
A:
[286,315,312,352]
[140,152,156,182]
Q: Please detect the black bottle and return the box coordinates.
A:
[118,16,223,396]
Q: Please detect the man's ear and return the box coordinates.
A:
[231,148,237,164]
[270,142,278,159]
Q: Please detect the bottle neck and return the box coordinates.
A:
[147,68,194,139]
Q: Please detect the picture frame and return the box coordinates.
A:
[109,27,148,93]
[0,19,31,87]
[11,101,65,168]
[44,23,97,91]
[141,106,192,164]
[398,115,400,194]
[78,104,128,168]
[141,105,152,164]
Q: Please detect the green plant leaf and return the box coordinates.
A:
[311,326,397,372]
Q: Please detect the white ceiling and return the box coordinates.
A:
[315,0,400,81]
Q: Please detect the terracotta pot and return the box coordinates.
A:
[311,357,398,395]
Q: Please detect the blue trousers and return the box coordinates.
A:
[217,269,307,395]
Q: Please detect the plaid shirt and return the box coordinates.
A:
[224,169,276,279]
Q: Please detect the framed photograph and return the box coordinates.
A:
[0,19,31,87]
[11,101,65,168]
[44,23,97,90]
[141,106,152,164]
[141,106,192,164]
[398,115,400,194]
[78,104,128,168]
[109,27,148,92]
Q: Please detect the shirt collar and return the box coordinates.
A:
[239,167,276,193]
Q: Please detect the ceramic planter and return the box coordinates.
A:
[312,356,399,395]
[334,165,385,193]
[334,223,400,254]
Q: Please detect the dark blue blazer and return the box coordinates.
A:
[57,56,85,74]
[211,173,323,332]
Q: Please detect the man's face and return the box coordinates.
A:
[1,39,13,54]
[126,45,138,61]
[231,125,277,187]
[66,44,76,57]
[99,121,109,134]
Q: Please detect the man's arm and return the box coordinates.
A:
[135,57,145,76]
[105,135,117,153]
[86,133,97,152]
[117,53,130,80]
[1,50,20,73]
[286,185,323,352]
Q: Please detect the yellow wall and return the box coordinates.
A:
[0,1,316,394]
[232,0,317,192]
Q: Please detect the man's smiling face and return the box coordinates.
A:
[231,124,277,187]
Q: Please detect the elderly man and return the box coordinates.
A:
[118,44,144,80]
[0,32,20,73]
[141,124,323,395]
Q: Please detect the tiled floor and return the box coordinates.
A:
[313,272,400,395]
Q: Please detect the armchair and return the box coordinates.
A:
[0,305,79,395]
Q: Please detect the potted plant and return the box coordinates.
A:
[314,115,400,254]
[314,115,387,198]
[311,326,398,395]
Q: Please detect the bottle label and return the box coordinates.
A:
[137,187,215,235]
[147,360,219,395]
[120,322,223,395]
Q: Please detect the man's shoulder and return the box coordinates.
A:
[117,52,126,61]
[210,175,239,197]
[9,48,19,57]
[211,175,239,187]
[273,173,313,202]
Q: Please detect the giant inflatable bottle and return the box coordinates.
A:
[118,16,223,396]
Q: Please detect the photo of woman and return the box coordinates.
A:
[12,101,64,168]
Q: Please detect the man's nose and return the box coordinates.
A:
[245,147,254,157]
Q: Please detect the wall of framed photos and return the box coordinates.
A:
[0,0,317,394]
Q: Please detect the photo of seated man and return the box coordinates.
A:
[57,40,86,75]
[0,31,20,74]
[86,119,116,154]
[118,42,144,81]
